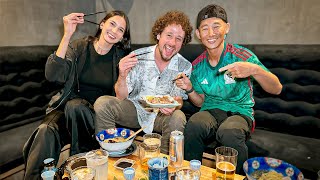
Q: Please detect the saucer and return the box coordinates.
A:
[108,142,137,158]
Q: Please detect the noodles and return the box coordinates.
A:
[251,170,284,180]
[258,171,283,180]
[103,137,126,143]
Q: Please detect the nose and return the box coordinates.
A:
[112,27,118,33]
[167,37,176,47]
[208,28,215,36]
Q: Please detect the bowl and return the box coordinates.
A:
[96,128,135,152]
[243,157,304,180]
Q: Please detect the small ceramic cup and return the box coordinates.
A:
[41,170,55,180]
[190,159,201,171]
[123,167,135,180]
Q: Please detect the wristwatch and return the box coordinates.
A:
[185,87,194,94]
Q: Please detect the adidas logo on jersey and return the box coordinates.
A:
[201,79,208,84]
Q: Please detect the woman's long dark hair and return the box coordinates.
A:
[95,10,131,53]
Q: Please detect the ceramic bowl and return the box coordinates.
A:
[96,128,135,152]
[243,157,304,180]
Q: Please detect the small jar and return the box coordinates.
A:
[43,158,56,172]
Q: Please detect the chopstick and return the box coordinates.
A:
[84,10,108,17]
[84,19,99,25]
[125,127,146,141]
[172,74,189,82]
[134,51,152,57]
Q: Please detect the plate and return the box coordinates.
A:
[143,95,181,108]
[108,142,137,158]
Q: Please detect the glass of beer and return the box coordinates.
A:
[143,133,162,147]
[139,142,160,172]
[215,146,238,180]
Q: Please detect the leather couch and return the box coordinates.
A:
[1,44,319,179]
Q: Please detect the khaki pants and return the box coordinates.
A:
[94,95,187,154]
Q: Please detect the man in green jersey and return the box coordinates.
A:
[175,4,282,173]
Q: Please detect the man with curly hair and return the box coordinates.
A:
[94,10,193,153]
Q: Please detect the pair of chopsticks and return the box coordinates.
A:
[80,10,108,25]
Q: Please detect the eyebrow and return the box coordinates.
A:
[200,22,221,28]
[110,20,125,31]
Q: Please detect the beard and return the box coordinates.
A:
[159,46,177,62]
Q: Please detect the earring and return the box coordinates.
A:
[224,34,227,39]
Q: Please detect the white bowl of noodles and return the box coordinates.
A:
[243,157,304,180]
[96,128,135,152]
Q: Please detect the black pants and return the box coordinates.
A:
[23,98,98,180]
[184,109,252,174]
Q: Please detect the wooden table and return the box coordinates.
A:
[107,154,245,180]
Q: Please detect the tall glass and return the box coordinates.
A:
[139,142,160,172]
[215,146,238,180]
[85,149,108,180]
[143,133,162,147]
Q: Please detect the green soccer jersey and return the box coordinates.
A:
[190,42,269,121]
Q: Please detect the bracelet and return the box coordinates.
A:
[185,87,194,94]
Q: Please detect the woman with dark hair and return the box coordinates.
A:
[23,10,131,180]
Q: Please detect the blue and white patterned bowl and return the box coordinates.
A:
[96,128,135,152]
[243,157,304,180]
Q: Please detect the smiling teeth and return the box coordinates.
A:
[108,33,115,39]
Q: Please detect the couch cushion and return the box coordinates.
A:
[0,46,61,133]
[0,120,41,173]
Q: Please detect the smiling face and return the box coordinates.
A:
[196,17,230,50]
[100,15,126,44]
[156,24,185,62]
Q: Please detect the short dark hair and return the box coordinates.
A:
[152,10,193,45]
[196,4,228,29]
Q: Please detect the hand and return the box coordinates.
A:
[159,107,175,115]
[62,13,84,39]
[118,53,138,78]
[175,73,192,91]
[219,62,257,79]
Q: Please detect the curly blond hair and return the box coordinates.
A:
[151,11,193,45]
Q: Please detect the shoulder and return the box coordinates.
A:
[224,43,257,61]
[69,36,93,53]
[176,53,192,65]
[191,50,207,68]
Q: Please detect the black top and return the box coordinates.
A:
[77,42,115,104]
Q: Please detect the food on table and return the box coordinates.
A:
[146,96,174,104]
[251,170,284,180]
[103,137,126,143]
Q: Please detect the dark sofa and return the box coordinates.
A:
[1,44,319,179]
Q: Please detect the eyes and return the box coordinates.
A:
[201,25,221,32]
[110,21,125,33]
[166,33,183,42]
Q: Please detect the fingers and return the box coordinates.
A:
[64,13,85,24]
[119,53,138,72]
[160,108,174,115]
[219,64,234,72]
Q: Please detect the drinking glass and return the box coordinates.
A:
[70,166,95,180]
[143,133,162,147]
[41,170,55,180]
[123,167,135,180]
[148,157,168,180]
[85,149,108,180]
[139,142,160,172]
[215,146,238,180]
[176,167,200,180]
